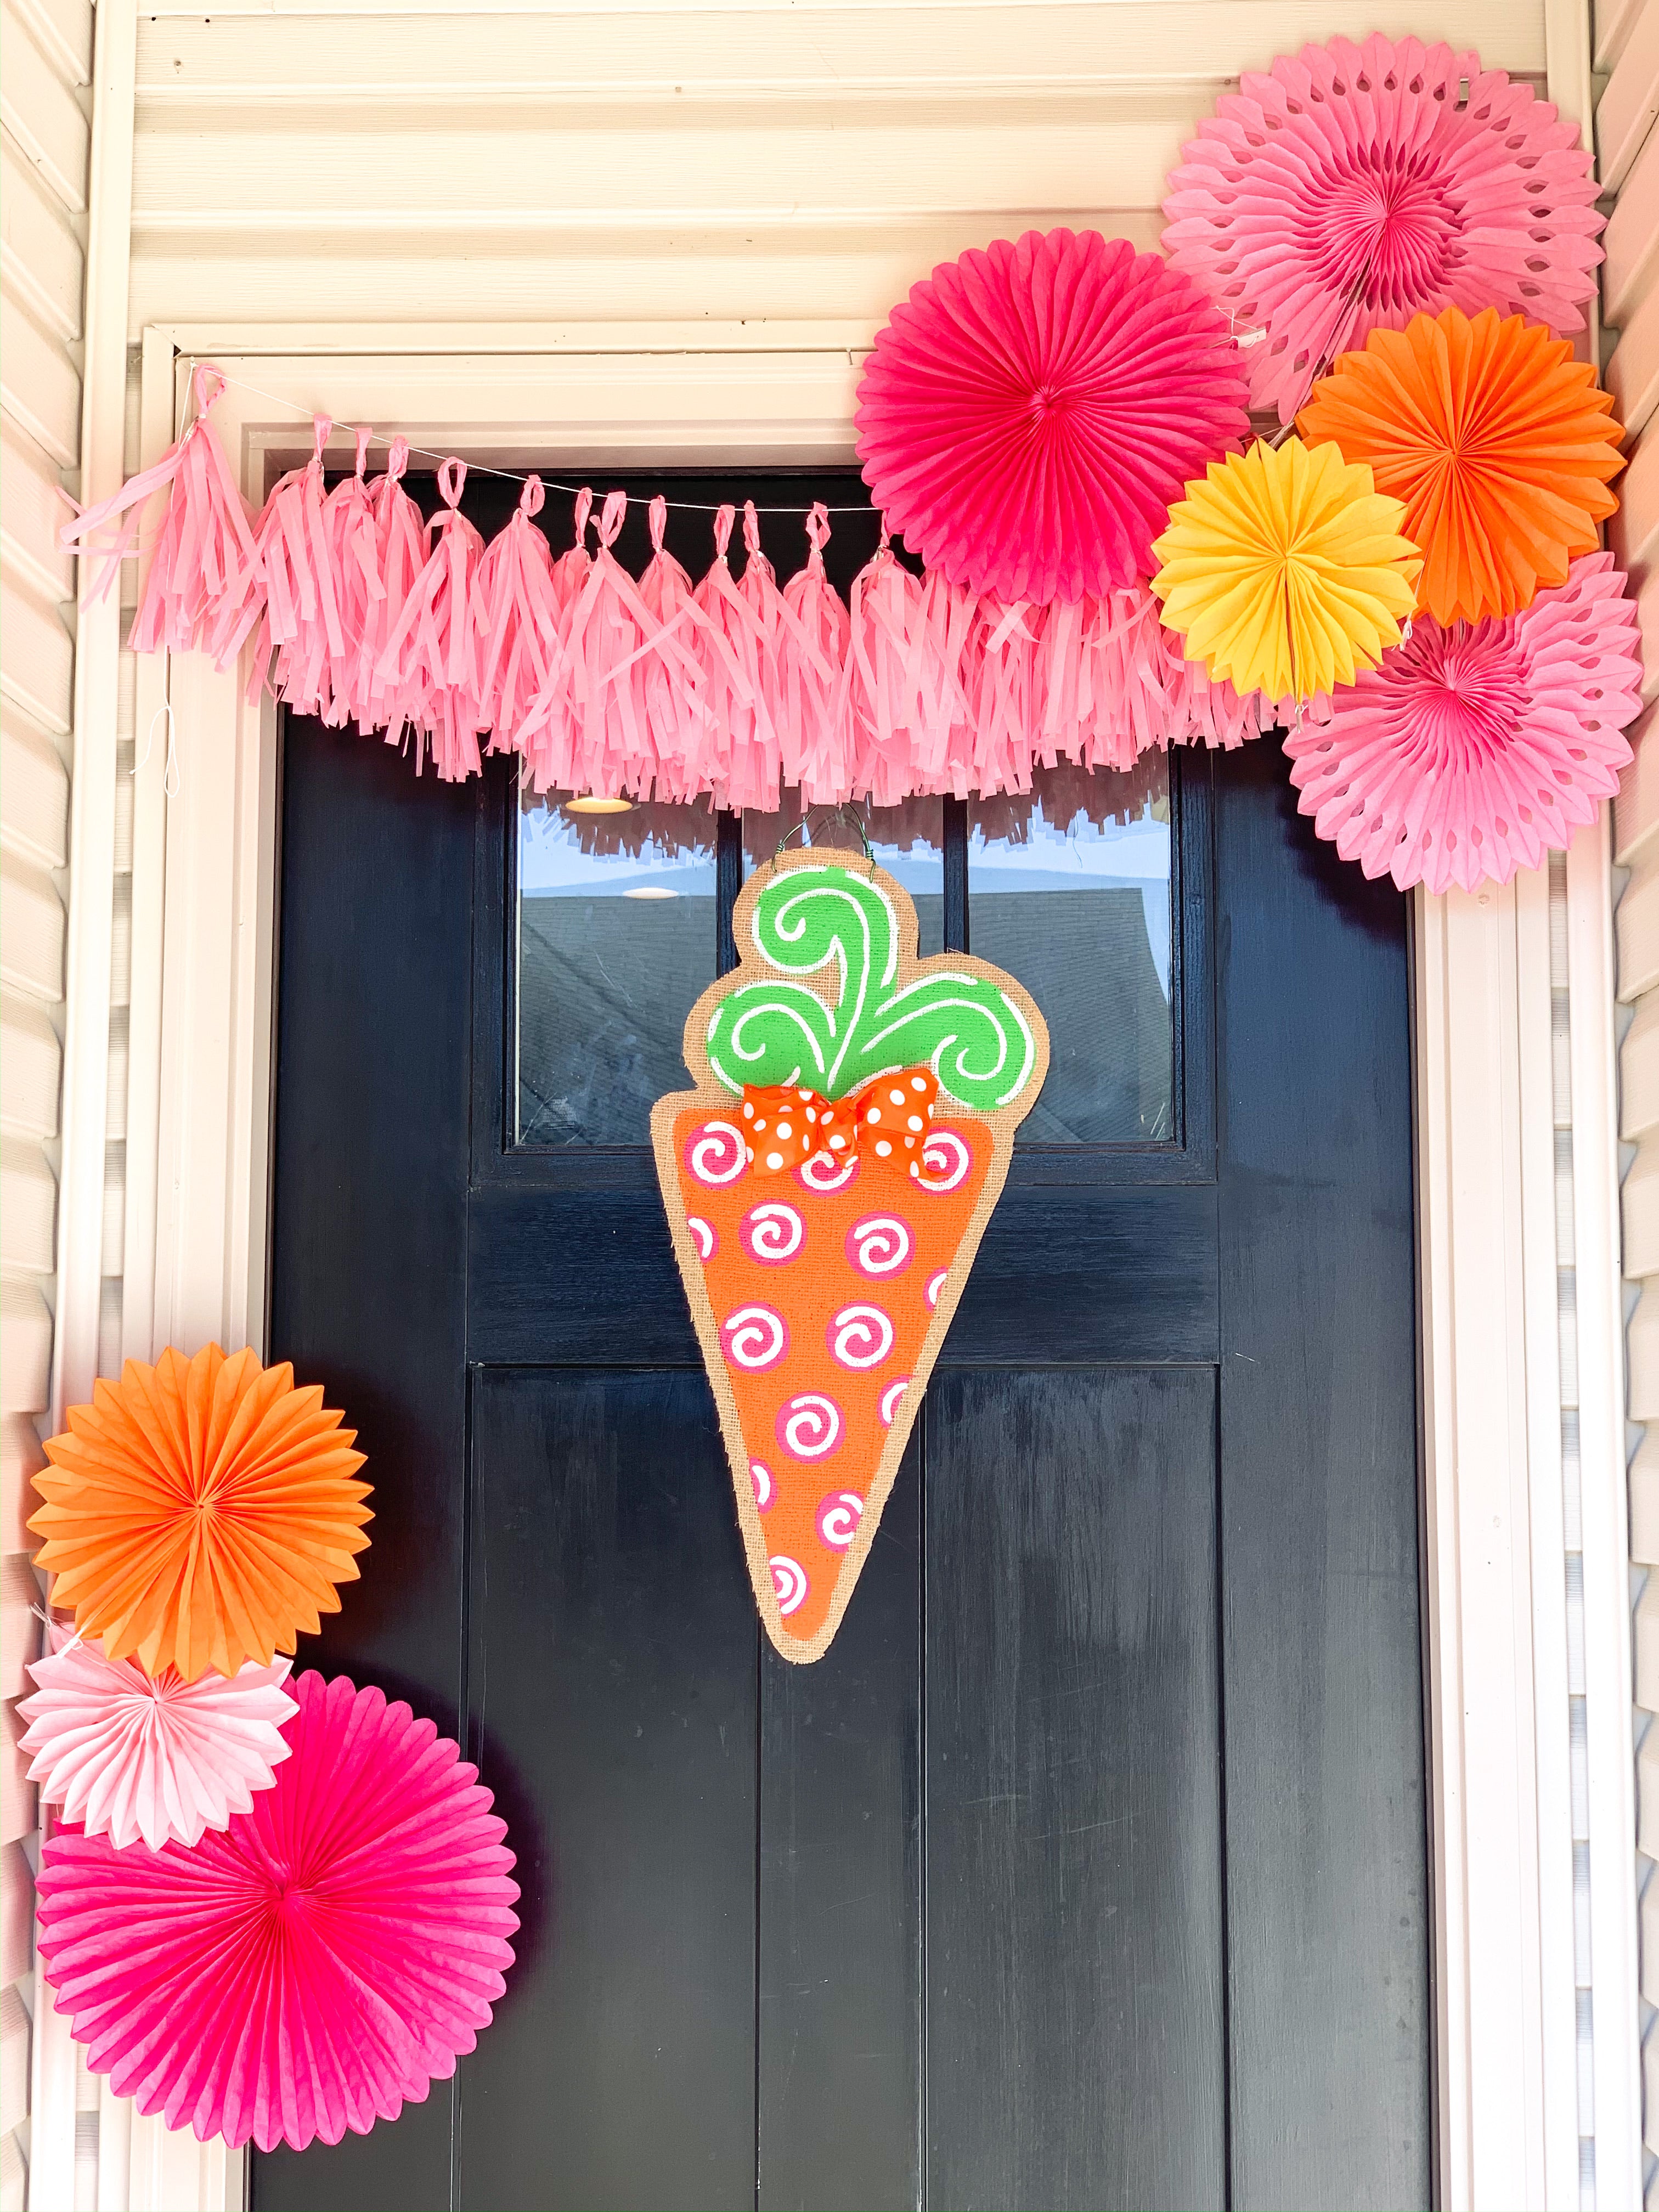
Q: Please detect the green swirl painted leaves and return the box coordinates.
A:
[704,863,1037,1113]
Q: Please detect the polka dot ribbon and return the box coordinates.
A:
[740,1068,939,1177]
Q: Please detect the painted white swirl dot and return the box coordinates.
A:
[741,1200,804,1265]
[770,1555,809,1617]
[686,1216,716,1262]
[816,1492,865,1551]
[751,1461,774,1513]
[846,1214,913,1278]
[828,1303,895,1370]
[686,1119,748,1187]
[917,1128,972,1193]
[926,1269,947,1311]
[799,1152,859,1194]
[879,1378,910,1427]
[723,1304,789,1372]
[776,1392,844,1462]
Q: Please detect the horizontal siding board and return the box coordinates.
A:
[1598,0,1647,72]
[1622,985,1659,1138]
[1637,568,1659,702]
[1635,1286,1659,1420]
[0,1279,50,1414]
[1613,421,1659,585]
[133,4,1549,94]
[0,1139,57,1278]
[1609,268,1659,443]
[0,0,89,216]
[0,854,64,1005]
[0,1842,29,1989]
[13,0,91,87]
[0,1554,36,1702]
[0,705,69,871]
[1,995,61,1142]
[0,1698,32,1847]
[1,415,74,606]
[1626,1143,1659,1277]
[1617,702,1659,863]
[1641,1719,1659,1852]
[0,572,74,735]
[1604,106,1659,329]
[1621,854,1659,1002]
[0,284,80,467]
[1,132,85,344]
[1598,0,1659,194]
[129,220,1165,332]
[1,1417,43,1554]
[1632,1432,1659,1559]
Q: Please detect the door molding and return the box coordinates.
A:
[37,329,1638,2211]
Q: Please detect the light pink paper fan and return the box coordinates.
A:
[19,1622,297,1853]
[1283,552,1641,895]
[855,229,1249,603]
[35,1669,520,2153]
[1163,34,1605,422]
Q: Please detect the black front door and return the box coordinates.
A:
[255,471,1430,2212]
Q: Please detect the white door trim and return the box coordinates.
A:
[34,330,1639,2212]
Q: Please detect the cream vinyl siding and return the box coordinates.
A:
[1605,0,1659,2195]
[131,1,1547,341]
[0,0,91,2203]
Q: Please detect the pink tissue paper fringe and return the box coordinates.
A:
[63,394,1274,804]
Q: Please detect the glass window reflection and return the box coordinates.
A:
[970,758,1173,1144]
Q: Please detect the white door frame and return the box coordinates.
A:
[32,329,1641,2212]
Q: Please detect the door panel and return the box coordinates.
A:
[461,1370,758,2212]
[257,469,1427,2212]
[926,1367,1225,2212]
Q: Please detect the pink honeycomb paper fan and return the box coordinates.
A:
[1163,34,1605,422]
[1283,552,1641,895]
[855,229,1249,603]
[19,1622,297,1854]
[35,1670,520,2153]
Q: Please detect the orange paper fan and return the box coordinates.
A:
[1297,306,1624,627]
[29,1344,372,1683]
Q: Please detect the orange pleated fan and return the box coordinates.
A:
[1296,306,1624,627]
[29,1344,372,1683]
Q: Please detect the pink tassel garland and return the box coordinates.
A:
[696,503,778,811]
[778,505,853,804]
[60,364,266,668]
[318,429,387,732]
[635,495,715,803]
[471,474,563,765]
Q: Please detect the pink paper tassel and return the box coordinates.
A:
[696,503,778,810]
[778,504,854,804]
[635,494,715,802]
[517,487,594,794]
[376,458,484,781]
[249,414,347,716]
[60,363,266,668]
[964,597,1044,797]
[909,566,978,797]
[472,474,563,763]
[543,489,664,802]
[847,524,927,806]
[316,428,385,732]
[352,438,430,737]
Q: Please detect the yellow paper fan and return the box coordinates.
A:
[1149,437,1422,704]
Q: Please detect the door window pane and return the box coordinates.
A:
[970,758,1173,1143]
[517,789,716,1144]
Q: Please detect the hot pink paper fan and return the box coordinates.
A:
[1163,34,1605,422]
[1283,551,1641,895]
[855,229,1249,604]
[19,1622,297,1853]
[35,1670,520,2153]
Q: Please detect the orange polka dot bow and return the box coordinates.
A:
[740,1068,939,1177]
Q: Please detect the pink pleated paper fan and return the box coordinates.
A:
[19,1622,297,1853]
[35,1670,520,2153]
[1162,34,1605,422]
[1283,551,1642,895]
[855,229,1250,604]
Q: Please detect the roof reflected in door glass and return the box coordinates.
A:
[516,789,716,1144]
[971,757,1174,1144]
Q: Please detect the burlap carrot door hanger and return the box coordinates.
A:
[652,852,1049,1661]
